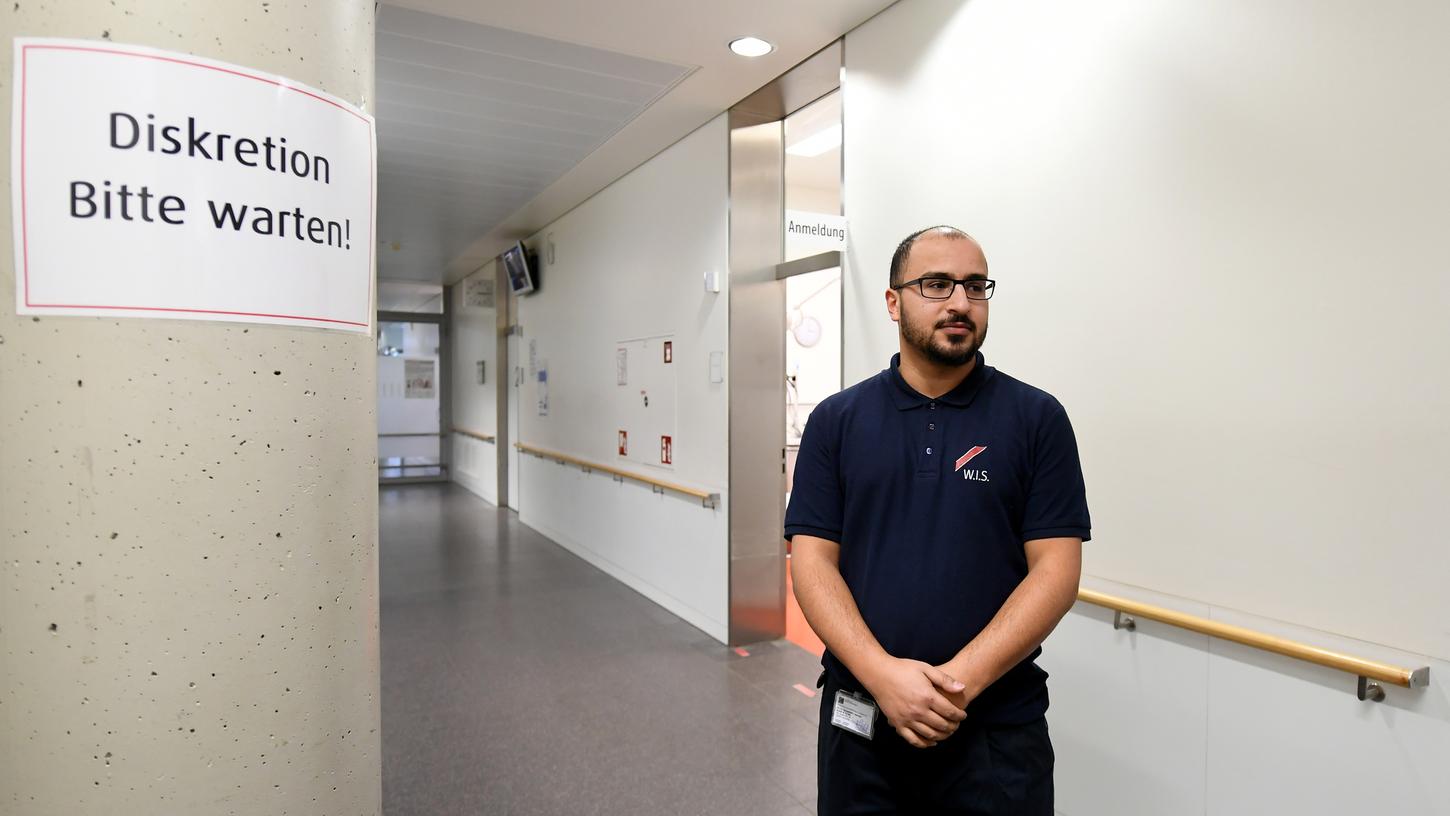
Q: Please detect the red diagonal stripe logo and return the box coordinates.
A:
[954,446,988,471]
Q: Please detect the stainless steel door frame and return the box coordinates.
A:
[727,41,842,646]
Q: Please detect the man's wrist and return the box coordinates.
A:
[942,655,989,700]
[847,649,894,693]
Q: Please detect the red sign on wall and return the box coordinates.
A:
[660,435,673,465]
[618,430,628,456]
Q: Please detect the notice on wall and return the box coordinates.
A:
[537,366,549,417]
[615,335,676,469]
[785,209,847,258]
[11,39,376,333]
[404,359,435,399]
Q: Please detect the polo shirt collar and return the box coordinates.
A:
[886,351,994,410]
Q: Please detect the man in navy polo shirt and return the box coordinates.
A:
[786,225,1090,815]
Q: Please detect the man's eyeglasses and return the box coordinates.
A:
[892,277,996,301]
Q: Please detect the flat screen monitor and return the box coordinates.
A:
[502,242,536,296]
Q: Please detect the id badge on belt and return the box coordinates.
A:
[830,689,878,740]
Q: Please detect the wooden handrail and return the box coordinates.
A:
[1077,588,1430,697]
[451,427,496,444]
[514,443,720,508]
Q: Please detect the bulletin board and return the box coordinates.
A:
[615,334,677,470]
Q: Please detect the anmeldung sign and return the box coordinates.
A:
[785,209,847,257]
[11,39,376,333]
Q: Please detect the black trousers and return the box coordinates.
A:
[817,676,1054,816]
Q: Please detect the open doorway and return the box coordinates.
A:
[780,90,842,657]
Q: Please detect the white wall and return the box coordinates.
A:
[450,261,499,503]
[513,115,730,642]
[844,0,1450,812]
[1042,580,1450,815]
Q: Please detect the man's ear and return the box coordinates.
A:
[885,287,901,323]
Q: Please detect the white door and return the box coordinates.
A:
[506,332,521,511]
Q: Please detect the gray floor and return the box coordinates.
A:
[381,484,823,816]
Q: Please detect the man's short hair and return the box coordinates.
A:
[889,225,977,287]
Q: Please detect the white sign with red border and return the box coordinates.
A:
[11,39,376,333]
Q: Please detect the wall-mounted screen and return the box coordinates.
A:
[502,242,536,296]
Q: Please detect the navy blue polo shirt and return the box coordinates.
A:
[784,352,1090,725]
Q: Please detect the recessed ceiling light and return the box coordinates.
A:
[729,37,774,58]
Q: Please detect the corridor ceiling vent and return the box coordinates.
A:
[728,36,774,57]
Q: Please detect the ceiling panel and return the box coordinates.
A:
[379,102,603,149]
[381,121,584,164]
[376,80,621,136]
[375,4,694,279]
[378,59,651,119]
[380,150,560,185]
[379,162,548,190]
[379,5,691,85]
[380,34,668,106]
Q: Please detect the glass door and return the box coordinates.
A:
[782,89,843,481]
[378,318,446,483]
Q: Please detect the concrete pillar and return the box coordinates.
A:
[0,3,380,815]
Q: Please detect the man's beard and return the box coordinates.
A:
[900,309,985,367]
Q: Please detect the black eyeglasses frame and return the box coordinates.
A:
[891,276,997,301]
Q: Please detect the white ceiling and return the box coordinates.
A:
[377,279,444,313]
[375,0,898,285]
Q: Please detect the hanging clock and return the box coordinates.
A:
[792,315,823,347]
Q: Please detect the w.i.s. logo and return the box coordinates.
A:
[954,446,989,482]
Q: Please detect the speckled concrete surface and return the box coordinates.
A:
[381,484,822,816]
[0,2,380,815]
